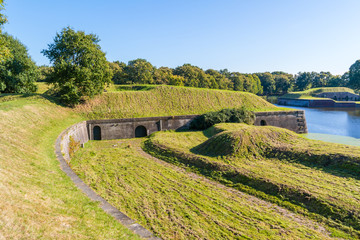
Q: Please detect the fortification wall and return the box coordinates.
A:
[87,115,197,140]
[254,111,307,134]
[59,121,89,162]
[278,98,360,108]
[87,111,307,141]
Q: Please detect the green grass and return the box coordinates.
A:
[0,95,139,239]
[143,124,360,237]
[70,138,345,240]
[281,87,355,99]
[76,85,289,119]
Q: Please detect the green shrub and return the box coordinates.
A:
[190,107,255,130]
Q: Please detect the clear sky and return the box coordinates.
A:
[3,0,360,75]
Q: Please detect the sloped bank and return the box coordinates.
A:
[55,122,160,240]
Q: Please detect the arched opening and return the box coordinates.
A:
[260,120,267,126]
[135,125,147,138]
[93,126,101,140]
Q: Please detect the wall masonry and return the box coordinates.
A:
[86,111,307,141]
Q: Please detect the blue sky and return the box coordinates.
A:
[3,0,360,75]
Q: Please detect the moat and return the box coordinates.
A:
[276,105,360,146]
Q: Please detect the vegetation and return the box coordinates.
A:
[349,60,360,90]
[0,0,10,63]
[280,87,355,99]
[0,33,38,93]
[70,138,346,240]
[144,124,360,237]
[75,85,285,119]
[0,95,139,239]
[42,27,113,106]
[189,107,255,130]
[110,61,264,94]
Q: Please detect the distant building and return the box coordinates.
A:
[316,92,360,101]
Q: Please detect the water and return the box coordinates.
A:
[275,105,360,146]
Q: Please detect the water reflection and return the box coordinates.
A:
[275,105,360,144]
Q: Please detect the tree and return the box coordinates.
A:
[126,59,155,84]
[0,0,11,63]
[349,60,360,90]
[174,64,211,88]
[205,69,233,90]
[110,61,128,84]
[255,72,275,95]
[37,65,53,82]
[42,27,112,106]
[295,72,313,91]
[0,33,38,93]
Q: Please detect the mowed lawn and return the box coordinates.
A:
[70,138,347,240]
[0,95,139,239]
[144,124,360,238]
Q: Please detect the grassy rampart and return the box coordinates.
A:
[280,87,355,99]
[76,85,286,119]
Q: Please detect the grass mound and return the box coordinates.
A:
[281,87,355,99]
[195,124,299,158]
[76,85,284,119]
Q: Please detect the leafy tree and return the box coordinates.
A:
[205,69,233,90]
[174,64,211,88]
[42,27,112,106]
[255,72,275,95]
[0,0,10,63]
[110,61,128,84]
[295,72,313,91]
[0,33,38,93]
[229,72,244,91]
[37,65,53,82]
[126,58,155,84]
[349,60,360,90]
[153,67,185,86]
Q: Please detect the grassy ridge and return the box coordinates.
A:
[0,96,139,239]
[71,138,342,240]
[281,87,355,99]
[76,85,285,119]
[144,124,360,236]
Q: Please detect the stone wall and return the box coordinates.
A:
[254,111,307,134]
[87,115,197,140]
[278,98,360,108]
[316,92,360,101]
[87,111,307,141]
[60,121,89,162]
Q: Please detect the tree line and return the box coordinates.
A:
[1,1,360,105]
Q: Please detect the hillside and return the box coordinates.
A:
[0,95,139,239]
[144,124,360,238]
[280,87,355,99]
[76,85,285,119]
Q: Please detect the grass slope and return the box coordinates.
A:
[71,138,341,240]
[144,124,360,237]
[281,87,355,99]
[0,95,139,239]
[76,85,285,119]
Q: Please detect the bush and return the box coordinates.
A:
[190,107,255,130]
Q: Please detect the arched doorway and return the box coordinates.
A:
[93,126,101,140]
[135,125,147,138]
[260,120,267,126]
